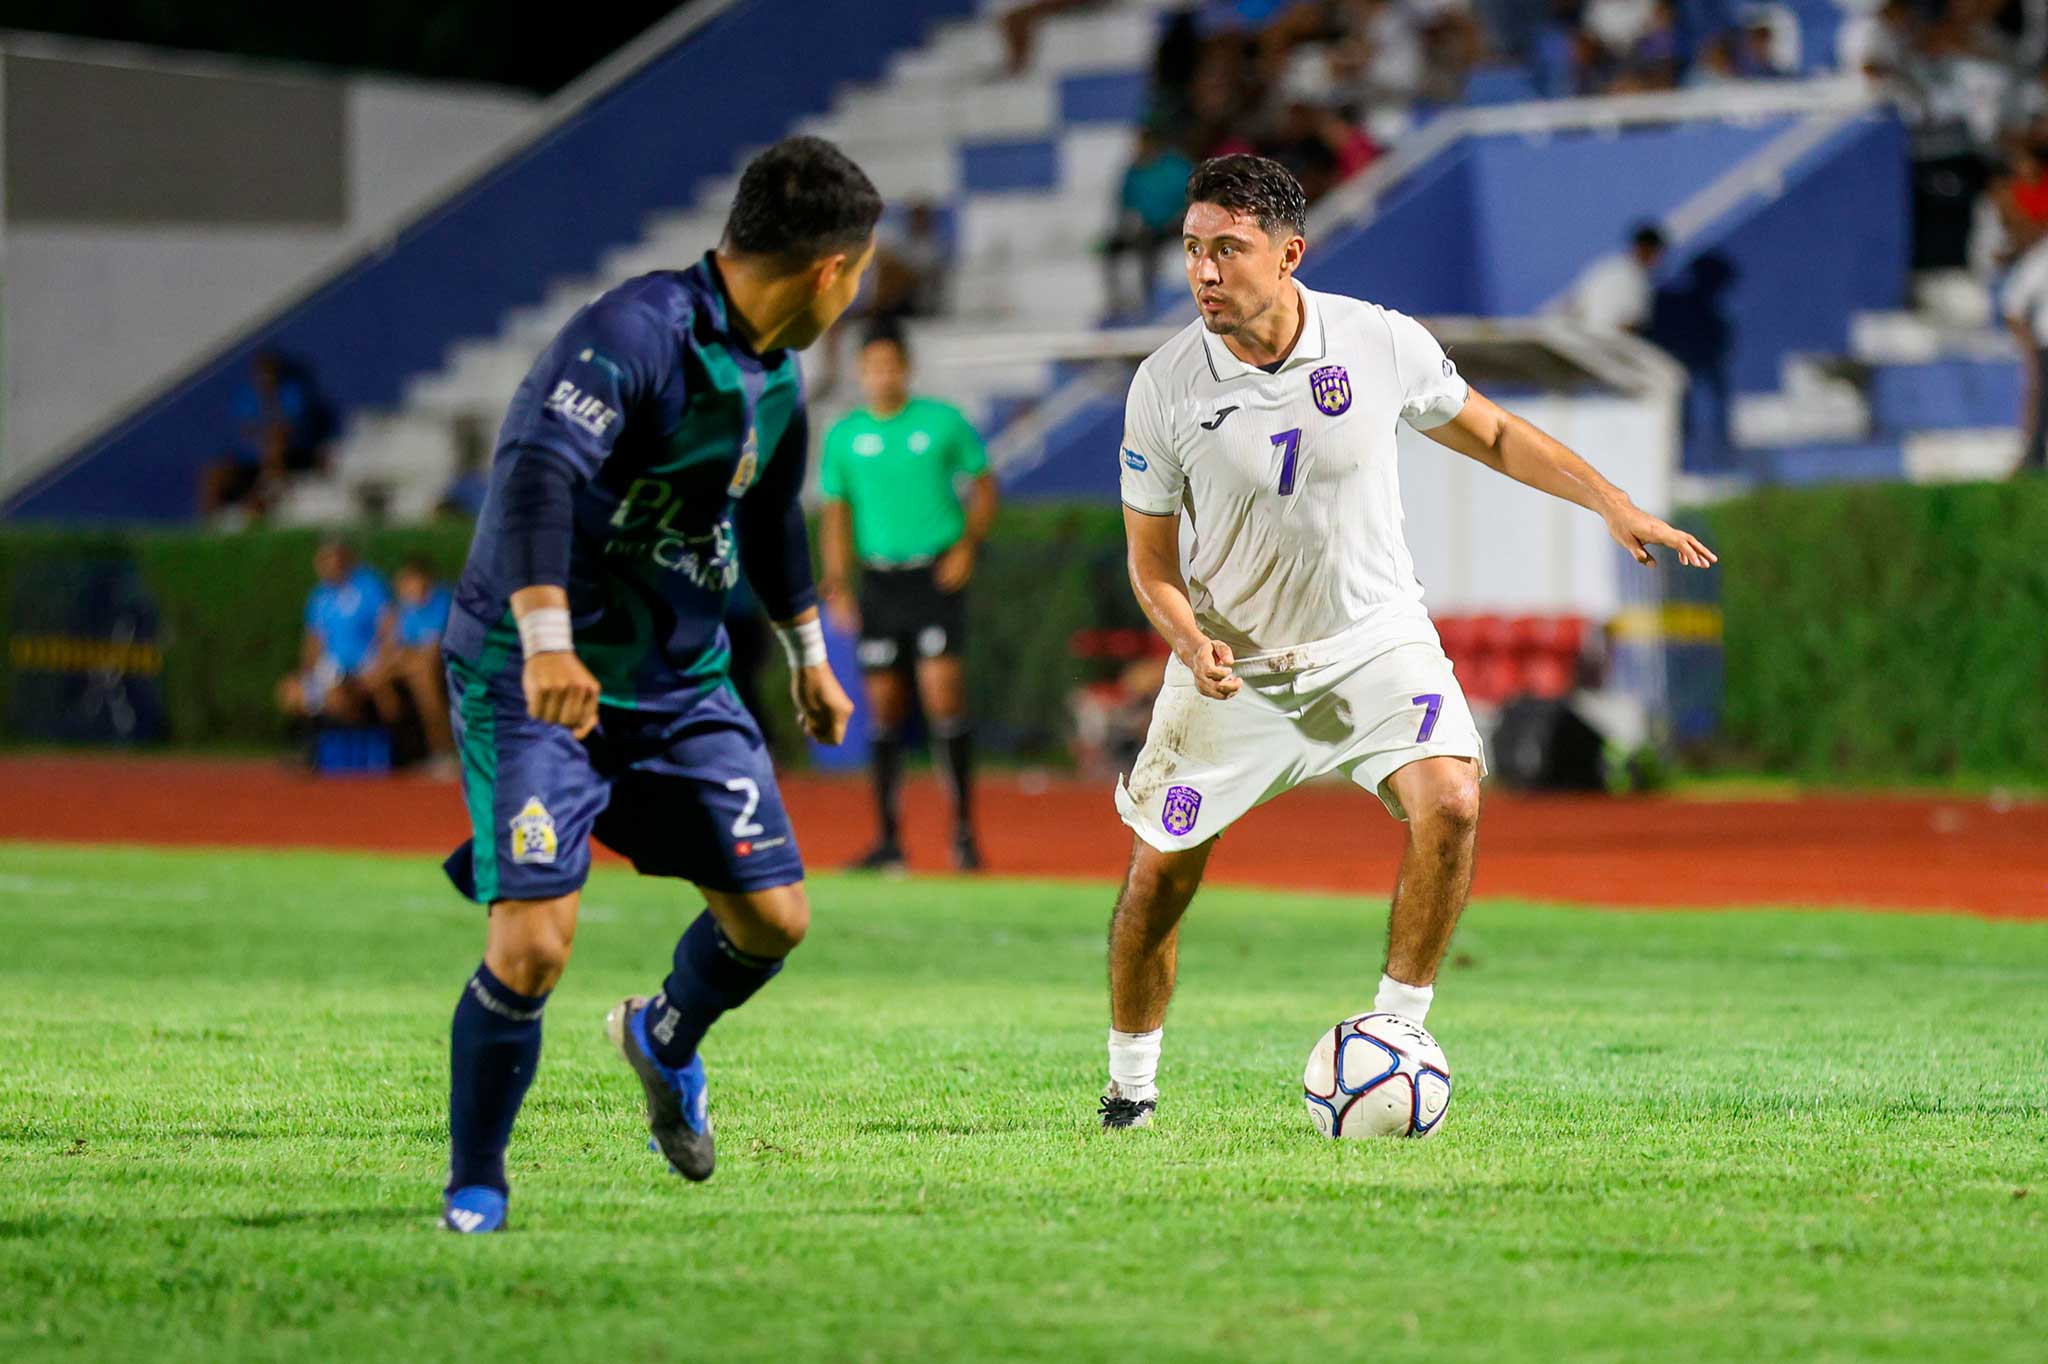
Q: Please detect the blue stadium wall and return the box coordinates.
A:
[6,0,977,523]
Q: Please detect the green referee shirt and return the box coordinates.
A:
[820,396,989,565]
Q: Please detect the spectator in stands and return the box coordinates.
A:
[1560,222,1668,333]
[870,200,952,319]
[1263,97,1381,201]
[363,555,455,766]
[1998,231,2048,473]
[1837,0,1916,86]
[276,538,389,728]
[809,200,955,404]
[1736,5,1798,76]
[1604,0,1681,91]
[434,413,492,521]
[1649,250,1739,471]
[999,0,1096,73]
[199,350,331,520]
[1105,127,1196,318]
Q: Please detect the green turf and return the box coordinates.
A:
[2,842,2043,1364]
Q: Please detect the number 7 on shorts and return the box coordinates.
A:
[1411,693,1443,743]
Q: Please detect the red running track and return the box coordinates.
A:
[4,755,2045,919]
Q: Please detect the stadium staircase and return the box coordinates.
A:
[996,80,1926,501]
[9,0,2015,521]
[278,1,1178,525]
[1728,272,2028,485]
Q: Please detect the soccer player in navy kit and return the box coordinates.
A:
[435,137,876,1233]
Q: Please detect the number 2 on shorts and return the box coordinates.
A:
[1411,693,1443,743]
[725,777,765,837]
[1270,428,1302,495]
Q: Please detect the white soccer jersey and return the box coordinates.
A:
[1118,282,1469,671]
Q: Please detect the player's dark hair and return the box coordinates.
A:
[723,136,883,262]
[1632,223,1668,253]
[862,316,910,359]
[1185,154,1308,241]
[398,554,435,578]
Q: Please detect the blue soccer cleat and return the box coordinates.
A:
[441,1185,508,1234]
[604,995,715,1181]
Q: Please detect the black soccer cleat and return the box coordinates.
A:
[951,834,983,872]
[850,841,907,873]
[1098,1084,1156,1130]
[605,996,715,1182]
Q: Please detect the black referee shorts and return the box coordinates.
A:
[856,564,966,670]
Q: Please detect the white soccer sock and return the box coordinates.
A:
[1374,973,1434,1023]
[1107,1027,1162,1101]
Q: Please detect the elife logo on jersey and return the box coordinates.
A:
[544,380,620,439]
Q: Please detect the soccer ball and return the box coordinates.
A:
[1302,1012,1451,1139]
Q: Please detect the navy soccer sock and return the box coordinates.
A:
[643,910,785,1070]
[447,962,548,1195]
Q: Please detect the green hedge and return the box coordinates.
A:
[1695,479,2048,781]
[15,480,2040,779]
[0,506,1143,754]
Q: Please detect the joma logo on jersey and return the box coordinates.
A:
[544,380,619,439]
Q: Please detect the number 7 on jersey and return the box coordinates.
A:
[1270,428,1302,495]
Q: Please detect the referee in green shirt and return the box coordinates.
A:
[821,319,998,871]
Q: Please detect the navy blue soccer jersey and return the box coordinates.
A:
[445,253,816,709]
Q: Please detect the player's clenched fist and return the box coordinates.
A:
[1186,637,1242,700]
[792,663,855,745]
[523,650,602,738]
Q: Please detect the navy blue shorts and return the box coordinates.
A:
[442,658,804,904]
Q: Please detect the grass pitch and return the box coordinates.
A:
[1,841,2043,1364]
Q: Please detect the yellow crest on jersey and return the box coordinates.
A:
[727,425,760,497]
[509,796,558,865]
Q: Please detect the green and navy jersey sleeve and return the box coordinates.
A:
[489,294,678,590]
[737,396,818,621]
[500,294,674,480]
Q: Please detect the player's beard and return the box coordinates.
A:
[1201,288,1275,336]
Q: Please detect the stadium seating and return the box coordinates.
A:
[7,0,2016,520]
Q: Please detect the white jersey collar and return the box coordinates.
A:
[1197,281,1328,383]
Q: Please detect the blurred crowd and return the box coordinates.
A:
[1841,0,2048,275]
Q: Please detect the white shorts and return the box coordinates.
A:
[1114,641,1486,851]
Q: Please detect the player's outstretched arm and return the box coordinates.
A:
[1123,505,1240,700]
[1423,388,1717,569]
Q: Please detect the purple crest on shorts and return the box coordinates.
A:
[1310,364,1351,416]
[1161,785,1203,837]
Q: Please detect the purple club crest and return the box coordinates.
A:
[1161,785,1203,837]
[1310,364,1351,416]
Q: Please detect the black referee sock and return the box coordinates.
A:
[935,718,975,838]
[870,726,903,847]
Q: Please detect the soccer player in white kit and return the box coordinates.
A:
[1099,156,1716,1129]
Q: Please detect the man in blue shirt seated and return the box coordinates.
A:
[201,351,331,518]
[363,555,456,764]
[276,538,389,725]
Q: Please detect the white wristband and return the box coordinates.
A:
[774,617,828,670]
[516,606,573,657]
